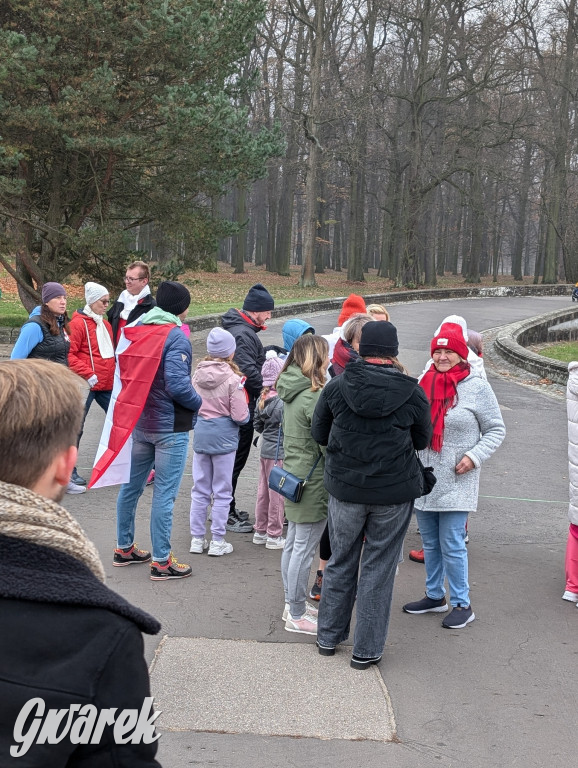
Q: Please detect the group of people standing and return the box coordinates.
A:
[11,270,509,671]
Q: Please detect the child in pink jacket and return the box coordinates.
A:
[189,328,250,556]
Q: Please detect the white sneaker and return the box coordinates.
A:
[252,531,268,545]
[266,536,285,550]
[66,481,87,495]
[208,539,233,557]
[282,602,318,621]
[189,536,208,554]
[562,590,578,602]
[285,612,318,635]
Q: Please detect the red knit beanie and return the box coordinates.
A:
[431,322,469,360]
[337,294,366,327]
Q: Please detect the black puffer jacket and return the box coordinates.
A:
[0,535,161,767]
[311,359,432,505]
[221,308,265,401]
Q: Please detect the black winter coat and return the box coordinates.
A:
[107,294,156,346]
[221,308,265,401]
[311,359,432,505]
[0,534,162,767]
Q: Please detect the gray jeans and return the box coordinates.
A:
[281,519,327,618]
[317,495,413,659]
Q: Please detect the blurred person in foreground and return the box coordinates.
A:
[0,359,161,767]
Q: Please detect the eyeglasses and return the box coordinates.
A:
[124,276,146,283]
[99,299,110,306]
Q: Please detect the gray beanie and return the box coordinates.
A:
[42,282,67,304]
[207,327,236,358]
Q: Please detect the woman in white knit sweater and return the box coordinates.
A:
[403,321,506,629]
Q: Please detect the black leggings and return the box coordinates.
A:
[319,522,331,561]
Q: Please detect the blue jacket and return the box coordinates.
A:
[137,325,202,433]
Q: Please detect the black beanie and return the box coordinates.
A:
[156,281,191,316]
[243,283,275,312]
[359,321,399,358]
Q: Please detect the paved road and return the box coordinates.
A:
[63,295,572,768]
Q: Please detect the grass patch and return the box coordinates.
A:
[538,342,578,363]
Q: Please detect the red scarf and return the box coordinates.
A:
[420,361,470,451]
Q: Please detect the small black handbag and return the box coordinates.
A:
[268,426,322,504]
[416,451,436,496]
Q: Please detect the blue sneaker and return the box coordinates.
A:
[403,594,448,614]
[442,605,475,629]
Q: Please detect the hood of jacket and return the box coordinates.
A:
[140,306,181,326]
[194,359,236,388]
[339,359,420,418]
[29,305,42,318]
[276,363,313,404]
[221,307,262,333]
[282,319,314,352]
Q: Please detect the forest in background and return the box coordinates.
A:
[220,0,578,287]
[2,1,578,307]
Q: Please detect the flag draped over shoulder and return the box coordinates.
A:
[89,324,175,488]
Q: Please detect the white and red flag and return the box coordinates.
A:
[89,323,174,488]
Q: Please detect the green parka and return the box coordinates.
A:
[276,364,328,524]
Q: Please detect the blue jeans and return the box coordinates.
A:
[415,509,470,607]
[317,495,413,659]
[116,429,190,562]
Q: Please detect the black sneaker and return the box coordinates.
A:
[113,544,152,567]
[71,469,87,486]
[402,594,448,614]
[442,605,475,629]
[309,570,323,601]
[233,508,249,522]
[350,654,382,670]
[316,641,335,657]
[225,513,253,533]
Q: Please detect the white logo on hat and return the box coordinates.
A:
[437,337,449,346]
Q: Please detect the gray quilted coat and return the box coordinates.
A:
[415,373,505,513]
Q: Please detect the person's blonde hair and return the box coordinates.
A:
[202,355,243,377]
[366,304,390,321]
[278,334,328,391]
[0,360,83,488]
[343,314,374,346]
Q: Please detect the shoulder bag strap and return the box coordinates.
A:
[82,318,95,374]
[303,452,323,484]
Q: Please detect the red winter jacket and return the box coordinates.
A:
[68,310,115,391]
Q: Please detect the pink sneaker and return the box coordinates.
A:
[285,612,318,635]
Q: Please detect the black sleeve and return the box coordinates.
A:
[234,335,263,399]
[410,388,433,450]
[311,389,334,446]
[79,624,162,767]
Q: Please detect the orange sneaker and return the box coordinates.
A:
[409,549,425,563]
